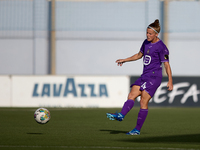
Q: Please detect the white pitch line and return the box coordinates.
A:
[0,145,199,150]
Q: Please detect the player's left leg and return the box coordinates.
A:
[127,90,151,135]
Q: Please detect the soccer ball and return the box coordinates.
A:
[34,108,50,124]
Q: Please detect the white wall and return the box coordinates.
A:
[0,75,129,108]
[169,33,200,76]
[34,38,49,74]
[0,39,49,75]
[1,33,200,76]
[56,39,144,75]
[0,39,33,74]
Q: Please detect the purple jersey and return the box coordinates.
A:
[140,39,169,77]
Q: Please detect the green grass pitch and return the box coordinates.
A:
[0,107,200,150]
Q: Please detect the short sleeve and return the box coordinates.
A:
[159,45,169,62]
[140,40,146,54]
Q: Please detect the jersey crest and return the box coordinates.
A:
[143,55,151,65]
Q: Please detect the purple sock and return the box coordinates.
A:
[135,109,148,131]
[120,99,134,116]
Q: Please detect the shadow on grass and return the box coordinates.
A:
[100,129,127,134]
[119,134,200,144]
[101,129,200,144]
[26,133,43,135]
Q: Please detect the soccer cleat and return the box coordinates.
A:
[106,112,124,121]
[126,128,140,135]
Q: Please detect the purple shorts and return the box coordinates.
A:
[130,76,162,97]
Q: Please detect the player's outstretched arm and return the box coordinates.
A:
[116,51,143,66]
[164,62,173,91]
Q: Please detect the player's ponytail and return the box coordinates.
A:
[148,19,160,34]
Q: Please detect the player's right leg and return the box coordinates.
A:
[106,86,141,121]
[106,112,125,121]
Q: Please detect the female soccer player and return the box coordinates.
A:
[106,19,173,135]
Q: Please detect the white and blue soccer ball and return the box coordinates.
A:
[34,108,50,124]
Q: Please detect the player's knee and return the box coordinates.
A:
[140,99,148,109]
[128,93,137,101]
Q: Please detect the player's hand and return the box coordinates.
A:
[167,82,173,91]
[116,59,125,66]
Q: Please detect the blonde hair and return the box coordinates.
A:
[148,19,160,33]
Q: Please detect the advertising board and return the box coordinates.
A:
[0,76,11,107]
[1,75,200,107]
[131,76,200,107]
[12,76,129,107]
